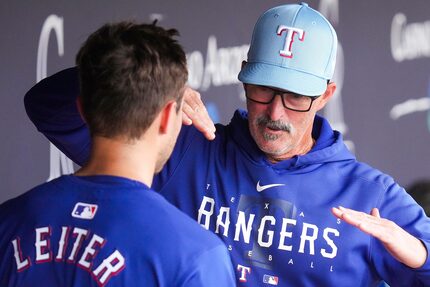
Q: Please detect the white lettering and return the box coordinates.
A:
[234,211,255,243]
[278,218,296,251]
[12,238,30,271]
[215,206,231,237]
[11,226,125,284]
[277,25,305,58]
[187,51,204,89]
[391,13,430,62]
[321,228,340,258]
[237,264,251,282]
[197,197,341,259]
[78,234,105,269]
[390,97,430,120]
[257,215,276,248]
[56,226,70,261]
[197,196,215,229]
[68,227,88,262]
[35,227,51,262]
[37,14,74,181]
[299,223,318,255]
[187,36,248,91]
[93,250,125,285]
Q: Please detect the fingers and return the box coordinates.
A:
[182,110,193,126]
[182,87,216,140]
[332,206,397,244]
[332,206,427,269]
[371,207,380,218]
[331,206,385,237]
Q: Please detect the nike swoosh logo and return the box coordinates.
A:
[256,181,285,192]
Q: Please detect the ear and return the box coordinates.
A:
[315,82,336,111]
[241,61,248,90]
[158,100,178,134]
[76,96,86,123]
[241,60,247,69]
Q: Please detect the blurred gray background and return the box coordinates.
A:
[1,0,429,203]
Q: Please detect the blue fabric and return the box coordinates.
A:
[153,110,430,286]
[24,67,430,286]
[238,3,337,96]
[0,175,235,286]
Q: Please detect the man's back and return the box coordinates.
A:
[0,175,235,286]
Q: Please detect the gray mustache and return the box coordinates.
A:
[256,116,291,132]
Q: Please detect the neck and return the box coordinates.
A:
[75,135,156,187]
[267,136,315,163]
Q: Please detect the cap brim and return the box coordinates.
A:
[238,62,327,96]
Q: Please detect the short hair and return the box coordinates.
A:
[76,21,188,140]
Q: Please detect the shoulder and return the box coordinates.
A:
[334,159,408,211]
[0,176,81,234]
[0,177,66,213]
[123,190,228,272]
[339,160,397,191]
[142,191,224,248]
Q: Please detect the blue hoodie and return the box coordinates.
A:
[24,68,430,286]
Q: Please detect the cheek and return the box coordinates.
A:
[247,102,266,121]
[292,113,316,133]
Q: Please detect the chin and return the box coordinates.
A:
[256,141,287,157]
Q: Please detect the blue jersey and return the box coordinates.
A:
[24,68,430,286]
[0,175,235,286]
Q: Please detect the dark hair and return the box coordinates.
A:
[76,21,188,140]
[407,180,430,216]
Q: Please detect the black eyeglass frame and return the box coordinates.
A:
[245,85,321,112]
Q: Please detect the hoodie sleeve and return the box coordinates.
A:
[24,67,90,166]
[372,178,430,286]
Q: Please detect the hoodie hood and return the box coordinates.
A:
[228,109,355,170]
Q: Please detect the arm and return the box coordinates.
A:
[332,182,430,285]
[24,67,90,166]
[151,87,217,191]
[332,206,426,268]
[24,68,215,167]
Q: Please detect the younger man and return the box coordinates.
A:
[0,22,235,286]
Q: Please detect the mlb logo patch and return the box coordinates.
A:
[72,202,98,220]
[263,274,279,285]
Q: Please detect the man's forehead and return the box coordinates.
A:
[252,84,301,95]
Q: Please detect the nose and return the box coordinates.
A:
[266,94,285,120]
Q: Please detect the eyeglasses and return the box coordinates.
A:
[245,84,320,112]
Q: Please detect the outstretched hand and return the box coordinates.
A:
[182,86,216,140]
[332,206,427,269]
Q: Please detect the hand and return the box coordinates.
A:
[332,206,427,269]
[182,86,216,140]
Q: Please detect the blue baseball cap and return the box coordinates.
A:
[238,2,337,96]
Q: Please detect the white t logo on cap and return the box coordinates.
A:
[277,25,305,58]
